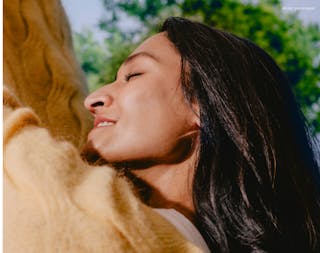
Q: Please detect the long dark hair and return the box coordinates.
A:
[161,17,320,253]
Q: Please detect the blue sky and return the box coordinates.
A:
[61,0,319,41]
[61,0,105,40]
[61,0,104,32]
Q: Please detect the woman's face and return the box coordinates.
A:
[84,33,199,164]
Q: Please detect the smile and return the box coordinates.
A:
[97,121,115,127]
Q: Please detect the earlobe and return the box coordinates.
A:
[192,116,200,129]
[191,103,200,128]
[195,117,200,128]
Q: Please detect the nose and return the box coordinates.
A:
[84,85,113,114]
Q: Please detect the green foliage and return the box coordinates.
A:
[73,29,109,91]
[73,28,137,90]
[101,31,137,85]
[178,0,320,131]
[73,0,320,132]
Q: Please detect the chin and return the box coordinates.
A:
[80,141,109,165]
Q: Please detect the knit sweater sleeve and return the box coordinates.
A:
[3,87,204,253]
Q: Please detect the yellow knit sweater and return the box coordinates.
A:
[3,87,203,253]
[4,0,92,148]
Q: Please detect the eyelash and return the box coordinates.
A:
[125,72,142,81]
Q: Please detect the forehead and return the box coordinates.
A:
[130,32,181,67]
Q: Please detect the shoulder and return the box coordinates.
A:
[154,208,211,253]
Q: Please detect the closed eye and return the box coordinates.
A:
[125,72,143,81]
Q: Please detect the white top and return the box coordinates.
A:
[153,208,210,253]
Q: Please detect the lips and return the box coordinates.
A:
[94,116,117,128]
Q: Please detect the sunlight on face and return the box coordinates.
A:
[84,33,199,165]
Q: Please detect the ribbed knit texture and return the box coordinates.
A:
[3,87,204,253]
[3,0,92,148]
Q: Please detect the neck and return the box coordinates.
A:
[131,153,197,222]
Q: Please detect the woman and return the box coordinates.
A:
[84,17,320,252]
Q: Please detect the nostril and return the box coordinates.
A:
[84,93,112,112]
[91,101,104,107]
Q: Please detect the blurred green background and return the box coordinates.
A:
[64,0,320,134]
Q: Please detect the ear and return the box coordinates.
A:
[191,102,200,128]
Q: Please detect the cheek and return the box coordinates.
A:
[119,81,169,126]
[118,90,192,152]
[119,90,166,144]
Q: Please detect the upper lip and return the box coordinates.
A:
[94,116,117,128]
